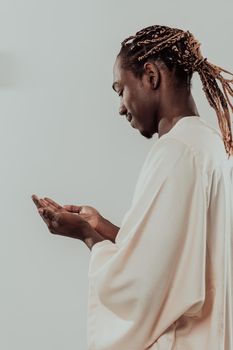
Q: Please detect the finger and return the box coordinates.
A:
[31,195,49,209]
[40,199,49,207]
[39,210,59,230]
[31,194,44,209]
[40,208,59,222]
[38,208,51,226]
[43,199,59,210]
[63,205,81,213]
[44,197,63,209]
[41,199,58,210]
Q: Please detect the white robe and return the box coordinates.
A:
[87,116,233,350]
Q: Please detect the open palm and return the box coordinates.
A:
[63,204,101,231]
[31,194,101,231]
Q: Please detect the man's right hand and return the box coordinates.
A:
[63,204,101,232]
[63,203,120,243]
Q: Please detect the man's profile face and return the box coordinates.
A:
[112,56,159,138]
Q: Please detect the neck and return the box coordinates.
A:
[157,89,199,138]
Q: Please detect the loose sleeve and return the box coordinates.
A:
[87,138,207,350]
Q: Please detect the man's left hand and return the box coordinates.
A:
[38,207,91,241]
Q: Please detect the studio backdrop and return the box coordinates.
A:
[1,0,232,349]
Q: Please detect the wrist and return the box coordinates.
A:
[95,214,106,234]
[96,216,119,243]
[83,224,105,251]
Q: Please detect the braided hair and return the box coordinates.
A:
[118,25,233,159]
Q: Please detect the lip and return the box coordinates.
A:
[130,119,136,128]
[126,113,132,122]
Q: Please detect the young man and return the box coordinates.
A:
[32,25,233,349]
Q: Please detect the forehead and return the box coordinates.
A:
[112,56,136,88]
[113,56,123,82]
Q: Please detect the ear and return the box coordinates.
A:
[143,62,160,89]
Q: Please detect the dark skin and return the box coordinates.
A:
[32,54,200,249]
[112,55,199,138]
[31,195,119,250]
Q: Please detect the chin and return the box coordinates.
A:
[140,129,153,138]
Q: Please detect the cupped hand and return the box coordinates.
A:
[31,194,101,239]
[32,195,102,231]
[37,206,91,240]
[62,204,101,231]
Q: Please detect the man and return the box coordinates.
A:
[32,25,233,349]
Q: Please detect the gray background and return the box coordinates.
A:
[1,0,232,349]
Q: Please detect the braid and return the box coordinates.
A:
[118,25,233,159]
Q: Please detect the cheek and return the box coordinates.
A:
[123,89,131,107]
[124,90,140,112]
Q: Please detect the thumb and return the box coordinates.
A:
[63,205,81,213]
